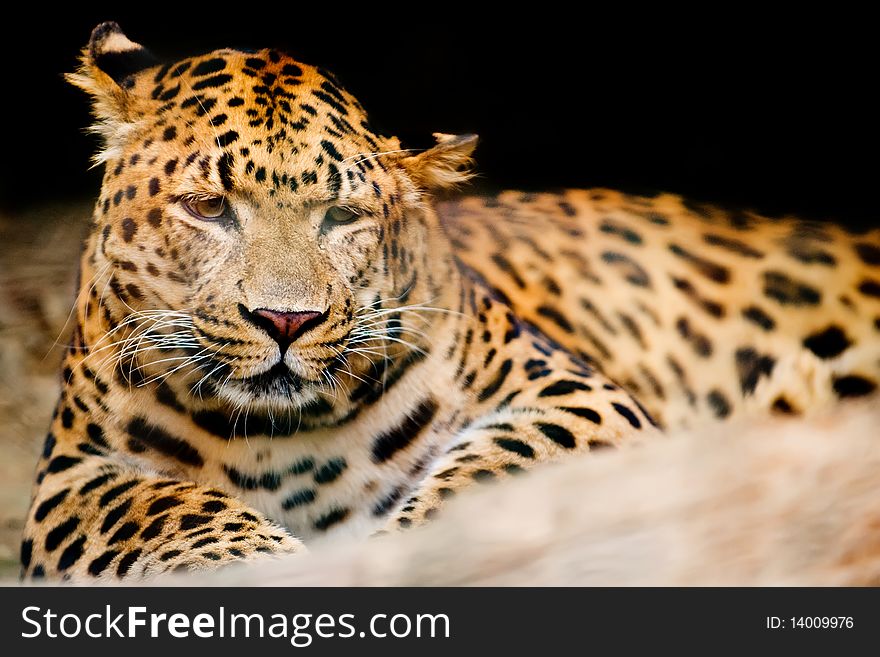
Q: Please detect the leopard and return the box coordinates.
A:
[20,22,880,581]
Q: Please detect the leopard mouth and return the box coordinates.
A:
[197,345,348,411]
[224,361,310,399]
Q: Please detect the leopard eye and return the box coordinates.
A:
[322,206,360,229]
[182,196,228,221]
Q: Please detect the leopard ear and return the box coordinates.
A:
[65,22,159,164]
[400,133,478,190]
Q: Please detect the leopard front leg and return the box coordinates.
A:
[21,455,303,581]
[386,367,662,529]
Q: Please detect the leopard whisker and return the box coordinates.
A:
[45,260,115,360]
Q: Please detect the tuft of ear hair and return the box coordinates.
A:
[401,133,479,191]
[65,22,159,165]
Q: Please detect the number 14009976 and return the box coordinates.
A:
[766,617,854,629]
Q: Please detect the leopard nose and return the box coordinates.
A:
[246,307,326,344]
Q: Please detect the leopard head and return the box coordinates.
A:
[70,22,477,415]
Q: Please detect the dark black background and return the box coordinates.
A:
[1,7,875,227]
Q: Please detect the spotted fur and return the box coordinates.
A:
[22,23,880,580]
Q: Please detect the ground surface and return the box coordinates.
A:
[0,200,88,578]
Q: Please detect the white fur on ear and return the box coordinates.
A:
[401,133,479,191]
[65,68,138,167]
[65,22,157,167]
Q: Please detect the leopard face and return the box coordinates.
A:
[74,23,476,415]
